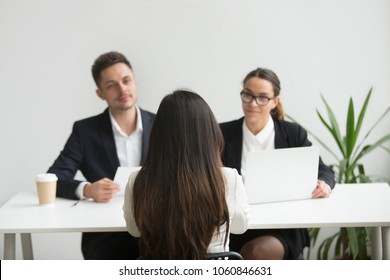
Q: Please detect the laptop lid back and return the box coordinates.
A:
[245,146,319,204]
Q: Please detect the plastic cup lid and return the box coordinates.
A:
[35,173,58,182]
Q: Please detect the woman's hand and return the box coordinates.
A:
[312,180,331,198]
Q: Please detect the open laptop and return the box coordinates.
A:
[245,146,319,204]
[113,166,141,196]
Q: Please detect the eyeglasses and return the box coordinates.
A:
[240,91,275,106]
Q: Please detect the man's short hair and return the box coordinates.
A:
[91,51,132,87]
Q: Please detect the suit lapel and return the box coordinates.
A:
[231,119,244,172]
[98,109,120,169]
[273,118,289,149]
[140,109,154,164]
[223,118,244,173]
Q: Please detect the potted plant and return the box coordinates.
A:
[287,88,390,259]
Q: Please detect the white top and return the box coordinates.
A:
[122,167,251,253]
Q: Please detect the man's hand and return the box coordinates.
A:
[83,178,120,202]
[312,180,331,198]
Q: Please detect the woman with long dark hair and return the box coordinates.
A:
[123,90,250,259]
[220,68,335,259]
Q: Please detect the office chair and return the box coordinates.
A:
[206,251,243,260]
[137,251,243,260]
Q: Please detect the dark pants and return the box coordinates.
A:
[82,232,139,260]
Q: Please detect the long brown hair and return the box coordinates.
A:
[133,90,229,259]
[243,67,285,120]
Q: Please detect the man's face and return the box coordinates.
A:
[96,62,138,113]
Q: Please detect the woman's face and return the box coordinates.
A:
[241,77,279,131]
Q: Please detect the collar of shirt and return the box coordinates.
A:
[109,105,143,138]
[243,116,275,148]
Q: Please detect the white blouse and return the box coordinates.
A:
[123,167,250,253]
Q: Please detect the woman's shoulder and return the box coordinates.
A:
[221,167,241,182]
[126,170,141,190]
[273,118,306,133]
[129,169,140,178]
[221,166,238,173]
[219,117,244,131]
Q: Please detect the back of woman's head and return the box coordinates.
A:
[243,68,285,120]
[133,90,229,259]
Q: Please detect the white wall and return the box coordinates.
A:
[0,0,389,259]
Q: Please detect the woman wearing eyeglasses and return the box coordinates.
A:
[220,68,335,260]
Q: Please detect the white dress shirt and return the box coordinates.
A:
[109,106,143,167]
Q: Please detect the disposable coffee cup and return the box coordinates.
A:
[35,173,58,206]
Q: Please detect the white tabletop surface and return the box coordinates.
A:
[249,183,390,229]
[1,183,389,234]
[0,192,126,233]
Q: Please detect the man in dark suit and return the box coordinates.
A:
[48,51,155,259]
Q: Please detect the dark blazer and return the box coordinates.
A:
[47,107,155,259]
[220,117,335,189]
[48,108,155,199]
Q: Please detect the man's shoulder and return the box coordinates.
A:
[73,109,109,128]
[139,108,155,119]
[139,108,155,130]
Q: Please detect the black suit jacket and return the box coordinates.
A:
[220,117,335,189]
[47,108,155,259]
[48,108,155,200]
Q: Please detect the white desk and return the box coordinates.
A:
[1,183,390,260]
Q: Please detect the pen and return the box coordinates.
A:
[71,201,80,207]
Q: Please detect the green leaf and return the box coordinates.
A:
[345,97,356,157]
[306,228,320,259]
[320,94,346,156]
[338,159,347,183]
[346,228,361,259]
[357,228,368,260]
[286,114,340,160]
[352,134,390,167]
[317,232,339,259]
[316,110,346,158]
[309,228,320,246]
[353,88,372,149]
[352,106,390,160]
[357,164,372,183]
[334,236,341,257]
[336,228,349,258]
[364,227,372,240]
[381,145,390,153]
